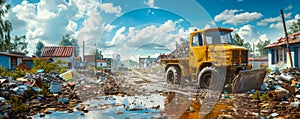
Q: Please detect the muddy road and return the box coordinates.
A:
[33,68,230,119]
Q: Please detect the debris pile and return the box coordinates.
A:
[100,77,120,95]
[0,71,81,118]
[216,67,300,118]
[169,42,189,58]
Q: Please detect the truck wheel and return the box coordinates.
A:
[166,66,181,84]
[198,67,218,89]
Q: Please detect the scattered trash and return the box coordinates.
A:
[58,98,69,104]
[49,82,62,93]
[37,69,44,73]
[32,87,42,92]
[270,112,279,117]
[291,102,300,108]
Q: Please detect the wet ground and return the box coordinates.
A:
[32,68,232,119]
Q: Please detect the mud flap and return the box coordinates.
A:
[232,68,266,93]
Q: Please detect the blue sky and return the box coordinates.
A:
[5,0,300,60]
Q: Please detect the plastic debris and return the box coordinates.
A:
[49,82,62,93]
[270,112,279,117]
[291,102,300,108]
[32,87,42,92]
[280,73,294,81]
[37,69,44,73]
[58,98,69,104]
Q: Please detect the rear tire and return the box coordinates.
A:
[166,66,181,84]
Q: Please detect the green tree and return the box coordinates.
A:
[0,1,12,52]
[59,34,72,46]
[11,35,28,54]
[243,42,252,52]
[232,34,244,46]
[256,39,270,56]
[59,34,80,56]
[289,19,300,34]
[35,41,45,57]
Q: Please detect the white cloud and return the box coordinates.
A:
[7,0,121,56]
[236,25,259,42]
[285,5,293,11]
[9,1,36,29]
[214,9,263,25]
[258,34,270,41]
[238,0,243,2]
[99,3,122,16]
[6,0,80,55]
[106,19,191,60]
[144,0,158,8]
[257,12,292,26]
[269,14,300,30]
[66,20,78,32]
[109,26,127,46]
[203,21,216,29]
[104,24,117,32]
[75,9,103,52]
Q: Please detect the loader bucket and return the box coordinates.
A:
[232,68,266,93]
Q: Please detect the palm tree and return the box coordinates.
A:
[0,0,12,52]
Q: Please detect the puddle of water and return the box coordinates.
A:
[33,92,228,119]
[33,94,166,119]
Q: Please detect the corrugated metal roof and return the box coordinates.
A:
[0,52,26,57]
[41,46,75,57]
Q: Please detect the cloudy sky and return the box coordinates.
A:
[5,0,300,60]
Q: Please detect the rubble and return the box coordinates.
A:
[3,63,300,118]
[0,71,81,118]
[210,67,300,118]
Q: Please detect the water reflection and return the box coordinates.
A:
[33,90,228,119]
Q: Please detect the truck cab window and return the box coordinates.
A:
[192,33,203,46]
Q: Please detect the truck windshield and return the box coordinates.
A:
[205,31,232,45]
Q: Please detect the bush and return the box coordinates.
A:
[30,58,67,74]
[0,65,9,77]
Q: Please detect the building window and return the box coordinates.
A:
[272,48,287,64]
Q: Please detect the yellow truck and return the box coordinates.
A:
[161,27,265,91]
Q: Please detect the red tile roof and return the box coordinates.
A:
[97,60,106,62]
[16,62,31,70]
[265,32,300,49]
[41,46,75,57]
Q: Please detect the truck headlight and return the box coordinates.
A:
[241,63,247,66]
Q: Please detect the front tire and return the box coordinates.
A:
[198,66,224,89]
[166,66,181,84]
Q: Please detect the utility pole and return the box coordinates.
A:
[83,40,85,62]
[281,9,293,67]
[95,44,97,70]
